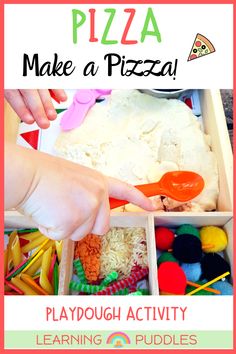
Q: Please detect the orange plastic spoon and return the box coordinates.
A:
[109,171,204,209]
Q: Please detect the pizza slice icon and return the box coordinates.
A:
[188,33,215,61]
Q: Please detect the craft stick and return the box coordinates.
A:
[100,271,118,287]
[4,279,24,295]
[21,235,48,253]
[53,262,59,295]
[6,258,30,280]
[94,268,149,296]
[11,276,38,295]
[55,241,62,263]
[69,282,104,294]
[24,256,43,277]
[187,280,221,295]
[48,254,57,282]
[19,231,42,241]
[4,249,8,276]
[39,271,54,295]
[21,250,44,273]
[5,228,38,235]
[73,258,87,284]
[29,239,50,259]
[20,274,48,295]
[186,272,230,296]
[11,235,22,268]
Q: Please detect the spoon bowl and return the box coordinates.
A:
[109,171,204,209]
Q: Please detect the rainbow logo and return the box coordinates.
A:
[106,332,131,348]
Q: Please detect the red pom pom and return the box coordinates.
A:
[155,227,175,251]
[158,262,187,295]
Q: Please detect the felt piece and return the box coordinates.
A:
[176,224,200,239]
[157,252,178,266]
[173,234,202,263]
[155,227,175,251]
[200,226,228,253]
[181,262,202,282]
[158,261,186,295]
[211,280,233,295]
[201,253,231,281]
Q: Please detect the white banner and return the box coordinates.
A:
[4,4,233,88]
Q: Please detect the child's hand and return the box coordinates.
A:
[5,143,157,241]
[4,89,67,129]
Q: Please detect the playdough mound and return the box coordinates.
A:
[55,90,219,212]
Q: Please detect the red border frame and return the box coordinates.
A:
[1,1,235,353]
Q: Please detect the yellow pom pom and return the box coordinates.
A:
[200,226,228,253]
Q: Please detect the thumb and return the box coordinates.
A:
[107,176,158,211]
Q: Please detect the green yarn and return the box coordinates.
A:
[157,252,178,266]
[73,258,87,284]
[100,272,118,286]
[176,224,200,239]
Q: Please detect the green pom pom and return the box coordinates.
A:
[157,252,178,266]
[176,224,200,239]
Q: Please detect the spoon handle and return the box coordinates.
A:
[109,182,161,209]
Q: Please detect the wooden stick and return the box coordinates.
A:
[186,280,221,295]
[186,272,230,296]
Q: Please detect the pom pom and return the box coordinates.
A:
[176,224,200,239]
[212,281,233,295]
[181,262,202,282]
[173,234,202,263]
[158,262,186,295]
[157,252,178,266]
[201,253,231,281]
[155,227,175,251]
[186,281,213,296]
[200,226,228,253]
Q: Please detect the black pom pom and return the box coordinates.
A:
[172,234,202,263]
[201,253,231,281]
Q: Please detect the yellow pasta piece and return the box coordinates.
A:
[11,235,22,268]
[24,255,43,276]
[39,272,53,295]
[21,274,48,295]
[41,246,52,276]
[55,241,62,263]
[21,235,48,253]
[22,250,44,273]
[7,230,17,269]
[19,231,43,241]
[4,249,8,276]
[11,276,38,295]
[42,240,55,252]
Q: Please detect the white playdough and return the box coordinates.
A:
[55,90,219,211]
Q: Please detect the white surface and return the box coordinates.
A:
[4,296,233,331]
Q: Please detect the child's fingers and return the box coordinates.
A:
[4,90,35,124]
[107,176,158,211]
[38,90,57,121]
[91,199,110,235]
[50,89,67,102]
[19,89,50,129]
[69,218,97,241]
